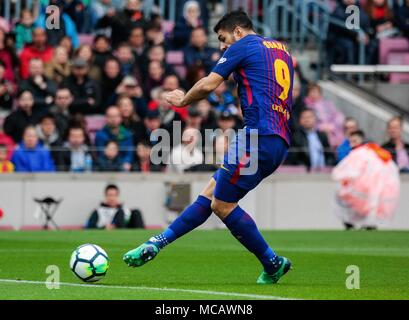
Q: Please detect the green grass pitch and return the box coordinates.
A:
[0,230,408,300]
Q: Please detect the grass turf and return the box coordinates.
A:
[0,230,408,300]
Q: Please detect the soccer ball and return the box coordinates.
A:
[69,244,109,283]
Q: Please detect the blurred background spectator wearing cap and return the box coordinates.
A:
[61,57,101,114]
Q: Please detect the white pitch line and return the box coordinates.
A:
[0,279,300,300]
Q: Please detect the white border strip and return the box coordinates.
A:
[0,279,300,300]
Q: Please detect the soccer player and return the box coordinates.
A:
[123,10,294,284]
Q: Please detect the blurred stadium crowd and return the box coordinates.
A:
[0,0,408,174]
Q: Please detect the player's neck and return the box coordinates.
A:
[239,30,257,40]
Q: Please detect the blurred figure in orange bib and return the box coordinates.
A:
[332,130,400,230]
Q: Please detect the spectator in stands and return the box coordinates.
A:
[144,61,166,100]
[87,184,144,229]
[35,0,79,48]
[44,46,71,84]
[365,0,396,37]
[145,20,166,47]
[0,144,14,173]
[19,28,53,80]
[129,26,147,67]
[117,95,144,139]
[61,58,101,114]
[50,88,73,138]
[196,99,218,131]
[96,0,147,49]
[93,0,123,22]
[364,0,397,64]
[59,36,74,58]
[0,124,14,160]
[183,27,220,74]
[287,108,336,170]
[20,58,57,112]
[382,116,409,172]
[304,84,345,148]
[35,114,62,152]
[0,28,18,83]
[100,57,123,111]
[394,0,409,38]
[185,107,203,131]
[11,126,55,172]
[163,74,181,92]
[95,106,133,170]
[94,140,123,172]
[185,63,206,89]
[135,109,163,146]
[337,117,360,163]
[217,110,237,133]
[74,44,102,81]
[208,81,237,114]
[0,60,14,110]
[115,43,140,80]
[63,0,93,33]
[291,79,306,131]
[173,0,203,49]
[156,89,185,136]
[113,76,147,118]
[327,0,372,65]
[0,16,11,34]
[55,126,90,172]
[143,45,175,77]
[14,9,35,52]
[3,90,39,143]
[132,140,163,172]
[92,34,112,70]
[167,127,204,173]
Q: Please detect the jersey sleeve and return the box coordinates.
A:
[212,42,246,80]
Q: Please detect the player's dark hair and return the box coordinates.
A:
[105,184,119,194]
[214,10,254,33]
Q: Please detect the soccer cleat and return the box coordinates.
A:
[256,256,292,284]
[123,242,160,268]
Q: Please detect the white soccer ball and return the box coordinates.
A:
[69,244,109,283]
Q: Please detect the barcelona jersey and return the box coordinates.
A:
[212,34,294,146]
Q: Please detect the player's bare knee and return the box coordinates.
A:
[211,200,236,220]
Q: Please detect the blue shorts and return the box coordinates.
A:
[213,134,288,203]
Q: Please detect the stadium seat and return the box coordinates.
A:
[388,53,409,83]
[85,115,106,143]
[166,51,184,65]
[379,37,409,65]
[174,65,187,79]
[78,34,95,46]
[162,20,175,35]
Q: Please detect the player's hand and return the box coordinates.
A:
[165,90,186,108]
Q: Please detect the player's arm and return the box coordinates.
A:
[165,72,225,108]
[166,42,245,108]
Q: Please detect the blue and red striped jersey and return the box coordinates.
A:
[212,34,294,146]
